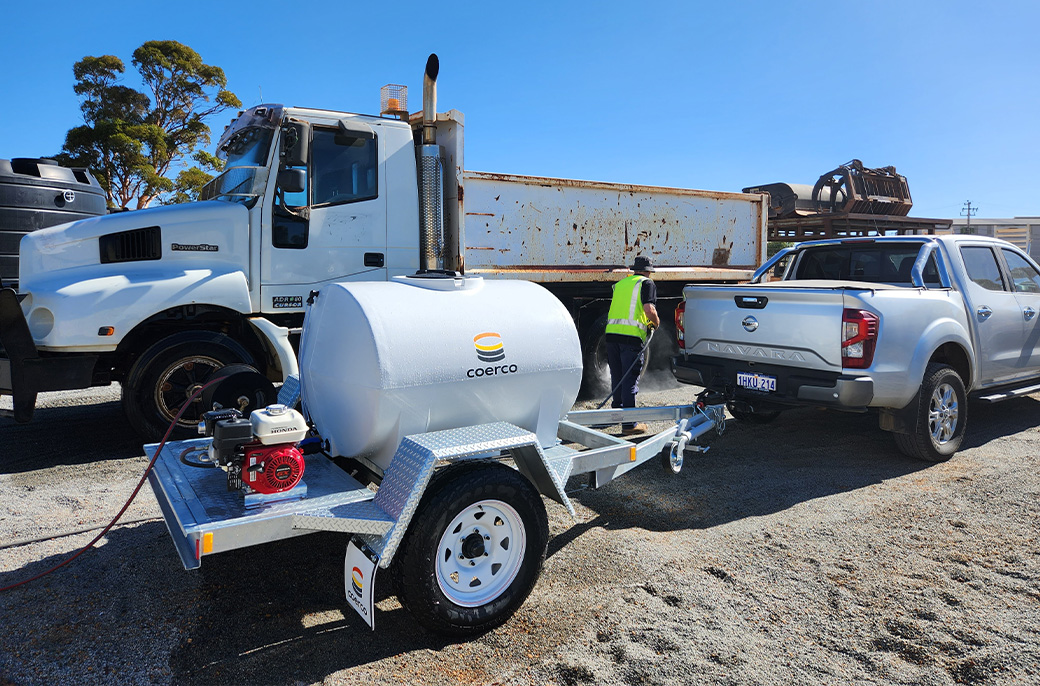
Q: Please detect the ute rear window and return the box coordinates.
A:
[794,245,941,285]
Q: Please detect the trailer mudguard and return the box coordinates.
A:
[357,422,573,568]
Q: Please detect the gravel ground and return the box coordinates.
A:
[2,381,1039,685]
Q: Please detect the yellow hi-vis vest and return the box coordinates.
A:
[606,275,650,342]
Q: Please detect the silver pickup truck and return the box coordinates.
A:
[671,234,1040,461]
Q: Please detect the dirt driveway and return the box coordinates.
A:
[2,384,1039,685]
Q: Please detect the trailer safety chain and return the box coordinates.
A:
[0,377,224,593]
[699,404,727,437]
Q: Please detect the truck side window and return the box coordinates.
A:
[1001,249,1040,293]
[960,246,1006,291]
[310,128,378,206]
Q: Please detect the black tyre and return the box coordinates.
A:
[726,402,781,424]
[391,461,549,636]
[122,331,258,441]
[893,363,966,462]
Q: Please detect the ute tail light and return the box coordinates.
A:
[842,308,879,369]
[674,300,686,347]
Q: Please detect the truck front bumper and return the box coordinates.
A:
[0,288,98,422]
[671,353,874,410]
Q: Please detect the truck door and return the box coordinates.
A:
[260,121,387,308]
[959,245,1024,384]
[999,247,1040,373]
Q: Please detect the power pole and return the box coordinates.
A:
[961,200,978,234]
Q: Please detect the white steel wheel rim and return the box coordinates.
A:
[928,382,959,445]
[435,499,526,608]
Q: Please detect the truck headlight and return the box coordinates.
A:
[28,307,54,339]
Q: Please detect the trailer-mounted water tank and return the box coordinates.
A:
[298,275,583,470]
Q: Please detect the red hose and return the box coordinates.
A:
[0,378,222,592]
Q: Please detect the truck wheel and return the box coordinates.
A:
[122,331,258,441]
[391,461,549,636]
[894,363,966,462]
[726,402,781,424]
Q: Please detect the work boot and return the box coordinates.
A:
[621,422,648,435]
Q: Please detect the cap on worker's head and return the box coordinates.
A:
[631,255,655,273]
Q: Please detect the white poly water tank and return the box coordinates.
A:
[298,275,582,470]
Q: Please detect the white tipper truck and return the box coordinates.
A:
[0,55,767,440]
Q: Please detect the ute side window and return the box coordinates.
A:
[1001,249,1040,293]
[310,127,378,206]
[960,246,1006,291]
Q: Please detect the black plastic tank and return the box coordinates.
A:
[0,158,107,287]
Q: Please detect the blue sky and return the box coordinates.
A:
[1,0,1037,219]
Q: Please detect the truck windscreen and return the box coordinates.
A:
[220,127,274,168]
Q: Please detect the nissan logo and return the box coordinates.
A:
[742,316,759,332]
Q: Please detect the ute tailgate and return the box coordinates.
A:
[681,284,847,373]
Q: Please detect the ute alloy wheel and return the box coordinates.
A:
[894,363,967,462]
[391,461,548,636]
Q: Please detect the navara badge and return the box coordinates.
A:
[742,316,759,332]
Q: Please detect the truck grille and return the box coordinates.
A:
[99,226,162,264]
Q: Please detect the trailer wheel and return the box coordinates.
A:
[392,461,548,636]
[122,331,258,441]
[893,363,966,462]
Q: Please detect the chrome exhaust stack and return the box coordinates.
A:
[418,54,444,272]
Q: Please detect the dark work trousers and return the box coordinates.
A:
[606,337,644,430]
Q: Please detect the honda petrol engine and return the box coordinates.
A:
[199,404,308,495]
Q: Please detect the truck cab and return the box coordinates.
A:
[2,103,446,439]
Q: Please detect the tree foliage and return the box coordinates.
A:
[55,41,241,209]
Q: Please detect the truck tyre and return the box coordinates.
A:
[391,461,549,636]
[894,363,966,462]
[122,331,258,441]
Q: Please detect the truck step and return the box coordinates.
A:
[976,382,1040,403]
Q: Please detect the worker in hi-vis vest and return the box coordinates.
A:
[605,255,661,434]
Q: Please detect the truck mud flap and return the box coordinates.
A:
[0,287,97,422]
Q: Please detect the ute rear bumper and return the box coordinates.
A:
[0,287,98,422]
[671,353,874,410]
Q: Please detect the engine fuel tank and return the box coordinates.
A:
[298,275,582,470]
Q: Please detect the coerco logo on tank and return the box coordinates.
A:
[468,332,519,378]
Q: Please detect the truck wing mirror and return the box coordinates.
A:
[277,168,306,194]
[335,119,374,147]
[282,121,310,167]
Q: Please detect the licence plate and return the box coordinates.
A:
[736,372,776,392]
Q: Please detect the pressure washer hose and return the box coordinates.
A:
[0,378,223,593]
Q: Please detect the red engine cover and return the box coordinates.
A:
[242,443,305,494]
